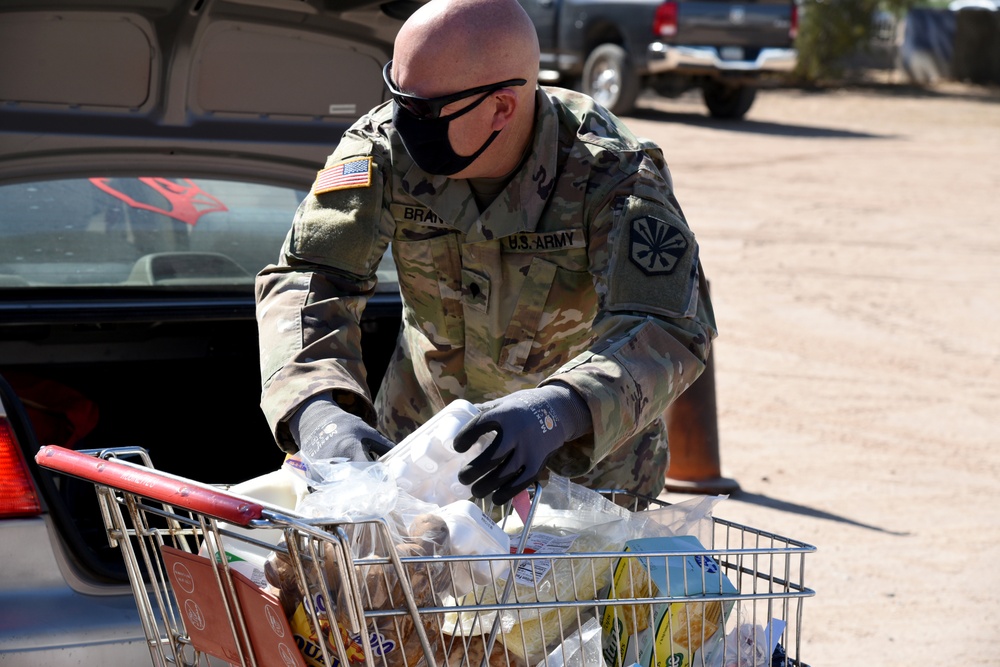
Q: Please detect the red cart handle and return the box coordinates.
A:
[35,445,264,526]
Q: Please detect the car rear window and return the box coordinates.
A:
[0,176,305,288]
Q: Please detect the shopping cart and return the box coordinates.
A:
[35,444,816,667]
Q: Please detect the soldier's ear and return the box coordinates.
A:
[490,88,518,131]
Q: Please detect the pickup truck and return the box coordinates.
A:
[519,0,799,118]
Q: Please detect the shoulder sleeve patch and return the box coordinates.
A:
[629,216,688,275]
[292,156,384,277]
[312,157,372,194]
[607,196,698,318]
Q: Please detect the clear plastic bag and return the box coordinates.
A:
[536,616,604,667]
[635,494,728,545]
[288,457,399,522]
[697,617,787,667]
[447,475,639,666]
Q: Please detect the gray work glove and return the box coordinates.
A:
[289,393,395,463]
[453,384,591,505]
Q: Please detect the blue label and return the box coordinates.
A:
[693,554,719,574]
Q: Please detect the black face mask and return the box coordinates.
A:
[392,93,501,176]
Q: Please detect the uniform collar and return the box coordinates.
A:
[398,88,560,242]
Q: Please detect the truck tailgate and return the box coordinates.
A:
[676,0,795,48]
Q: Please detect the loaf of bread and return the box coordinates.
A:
[265,513,519,667]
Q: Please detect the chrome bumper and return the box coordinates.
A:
[646,43,798,74]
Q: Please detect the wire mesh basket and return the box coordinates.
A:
[36,444,815,667]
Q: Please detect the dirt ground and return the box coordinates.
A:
[621,81,1000,666]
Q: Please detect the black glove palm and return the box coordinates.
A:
[453,384,590,504]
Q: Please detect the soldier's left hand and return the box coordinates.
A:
[453,384,590,504]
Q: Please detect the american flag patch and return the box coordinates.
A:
[313,157,372,194]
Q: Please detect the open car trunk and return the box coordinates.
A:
[0,295,402,583]
[0,0,414,591]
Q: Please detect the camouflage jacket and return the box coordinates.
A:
[256,87,717,498]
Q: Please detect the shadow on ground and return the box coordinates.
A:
[730,490,912,536]
[627,106,892,139]
[628,79,999,137]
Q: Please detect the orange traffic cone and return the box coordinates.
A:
[664,346,740,494]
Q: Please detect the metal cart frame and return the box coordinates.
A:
[35,445,815,667]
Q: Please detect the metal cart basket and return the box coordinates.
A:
[36,445,815,667]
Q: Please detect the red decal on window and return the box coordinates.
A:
[89,177,228,227]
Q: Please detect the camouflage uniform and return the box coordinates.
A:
[256,87,717,499]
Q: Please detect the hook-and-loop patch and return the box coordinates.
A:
[607,197,698,319]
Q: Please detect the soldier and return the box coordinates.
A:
[255,0,717,505]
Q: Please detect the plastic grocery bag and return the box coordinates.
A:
[283,453,399,522]
[536,616,604,667]
[638,494,728,547]
[267,442,512,667]
[697,616,787,667]
[446,474,643,666]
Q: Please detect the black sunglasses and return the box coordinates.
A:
[383,60,527,120]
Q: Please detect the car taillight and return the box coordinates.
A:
[654,1,678,38]
[789,4,799,40]
[0,417,43,517]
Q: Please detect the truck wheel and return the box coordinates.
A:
[702,82,757,120]
[582,44,640,116]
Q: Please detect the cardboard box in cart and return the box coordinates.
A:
[600,535,737,667]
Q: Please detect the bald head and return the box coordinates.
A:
[393,0,540,97]
[388,0,541,179]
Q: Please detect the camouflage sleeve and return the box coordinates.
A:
[542,149,718,469]
[255,116,394,452]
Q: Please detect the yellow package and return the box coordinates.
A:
[601,535,736,667]
[289,600,366,667]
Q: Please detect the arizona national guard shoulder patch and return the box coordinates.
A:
[607,198,698,319]
[629,215,688,275]
[313,157,372,194]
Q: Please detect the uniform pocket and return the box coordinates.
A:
[392,234,464,345]
[498,257,595,374]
